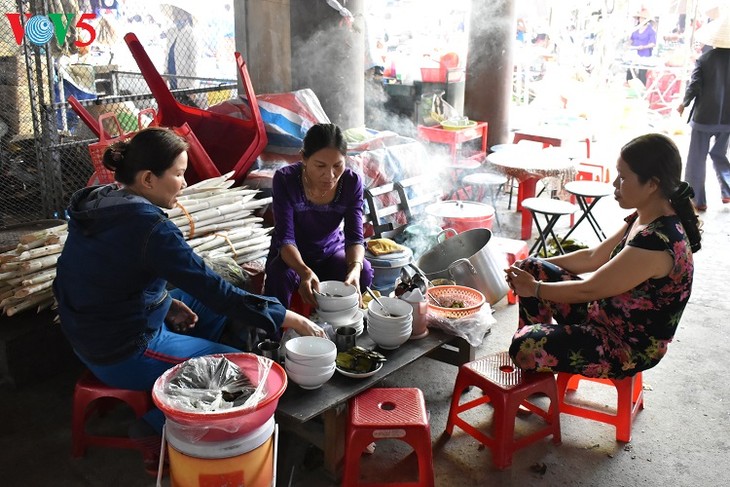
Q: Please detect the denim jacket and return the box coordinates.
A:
[53,185,285,365]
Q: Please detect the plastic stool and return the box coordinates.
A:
[72,370,154,457]
[343,387,434,487]
[490,237,529,304]
[444,352,561,469]
[556,372,644,443]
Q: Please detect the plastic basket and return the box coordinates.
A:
[426,285,486,319]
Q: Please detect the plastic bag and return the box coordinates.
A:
[426,304,496,347]
[161,355,271,413]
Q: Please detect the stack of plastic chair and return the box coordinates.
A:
[123,33,267,183]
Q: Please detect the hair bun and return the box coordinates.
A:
[671,181,695,201]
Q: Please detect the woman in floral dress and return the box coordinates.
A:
[505,133,702,378]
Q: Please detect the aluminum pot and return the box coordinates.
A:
[416,228,509,305]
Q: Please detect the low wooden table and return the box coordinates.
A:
[275,328,474,478]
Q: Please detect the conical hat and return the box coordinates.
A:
[697,14,730,48]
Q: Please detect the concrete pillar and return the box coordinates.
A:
[235,0,292,94]
[289,0,365,129]
[464,0,516,147]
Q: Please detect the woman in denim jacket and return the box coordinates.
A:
[54,127,323,472]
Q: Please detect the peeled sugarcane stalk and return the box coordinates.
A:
[18,223,68,244]
[0,287,15,302]
[0,268,23,280]
[0,249,20,264]
[172,201,253,227]
[4,267,54,287]
[17,231,67,252]
[20,268,57,286]
[44,233,67,246]
[14,279,53,298]
[168,192,256,219]
[0,261,24,272]
[234,248,271,265]
[213,238,271,260]
[5,289,54,316]
[184,217,263,238]
[16,243,64,261]
[240,196,272,209]
[178,212,255,238]
[20,254,59,273]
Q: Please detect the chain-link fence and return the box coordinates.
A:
[0,0,236,225]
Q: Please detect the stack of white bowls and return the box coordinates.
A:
[367,297,413,350]
[315,281,364,336]
[284,337,337,390]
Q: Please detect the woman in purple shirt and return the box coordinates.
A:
[265,124,374,308]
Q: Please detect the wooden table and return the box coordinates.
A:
[275,328,474,478]
[486,146,577,239]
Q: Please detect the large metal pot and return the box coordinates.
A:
[417,228,509,305]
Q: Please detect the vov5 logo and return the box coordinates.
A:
[5,13,97,47]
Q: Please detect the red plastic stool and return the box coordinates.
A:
[444,352,561,469]
[72,370,154,457]
[556,372,644,442]
[343,388,434,487]
[490,237,530,304]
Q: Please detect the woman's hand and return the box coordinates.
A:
[165,299,198,333]
[505,265,539,298]
[283,311,327,338]
[343,265,363,306]
[298,269,320,307]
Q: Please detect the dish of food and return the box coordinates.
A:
[336,362,383,379]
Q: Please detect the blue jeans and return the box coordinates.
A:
[76,289,239,434]
[685,128,730,207]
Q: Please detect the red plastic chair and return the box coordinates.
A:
[343,387,434,487]
[123,33,267,183]
[444,352,561,470]
[72,369,153,457]
[556,372,644,443]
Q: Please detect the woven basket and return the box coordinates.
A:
[426,285,485,319]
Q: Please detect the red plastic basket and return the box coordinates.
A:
[427,285,486,319]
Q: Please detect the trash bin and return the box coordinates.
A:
[152,353,286,486]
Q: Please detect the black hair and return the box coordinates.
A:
[620,133,702,252]
[301,123,347,159]
[102,127,189,186]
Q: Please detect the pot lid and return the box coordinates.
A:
[425,200,494,219]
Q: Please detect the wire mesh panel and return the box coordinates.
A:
[0,0,238,225]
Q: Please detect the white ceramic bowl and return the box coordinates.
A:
[286,366,336,390]
[284,336,337,365]
[285,359,335,376]
[367,310,411,328]
[369,327,411,350]
[316,281,359,311]
[316,302,359,325]
[367,297,413,322]
[368,318,413,336]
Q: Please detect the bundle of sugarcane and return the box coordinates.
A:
[0,222,68,317]
[170,172,273,265]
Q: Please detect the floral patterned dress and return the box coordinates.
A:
[509,212,694,379]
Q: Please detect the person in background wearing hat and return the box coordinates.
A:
[677,15,730,211]
[625,9,656,86]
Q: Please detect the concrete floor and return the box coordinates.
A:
[1,137,729,487]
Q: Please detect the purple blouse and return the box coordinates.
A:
[270,162,365,263]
